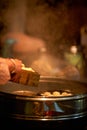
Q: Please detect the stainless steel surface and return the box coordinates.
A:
[0,78,87,121]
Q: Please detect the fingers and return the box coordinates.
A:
[10,59,24,73]
[6,58,24,74]
[0,57,24,85]
[0,63,11,84]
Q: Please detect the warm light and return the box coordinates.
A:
[40,47,47,53]
[22,67,35,72]
[70,45,77,54]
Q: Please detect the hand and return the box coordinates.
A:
[6,58,24,74]
[7,58,25,82]
[0,57,24,85]
[0,61,10,85]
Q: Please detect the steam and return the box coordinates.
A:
[1,0,67,53]
[2,0,27,33]
[31,51,66,76]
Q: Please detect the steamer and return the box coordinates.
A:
[0,77,87,129]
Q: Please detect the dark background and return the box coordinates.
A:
[0,0,87,57]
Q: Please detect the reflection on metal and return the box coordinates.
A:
[43,102,49,111]
[54,102,64,112]
[0,80,87,120]
[43,101,64,112]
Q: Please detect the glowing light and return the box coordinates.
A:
[70,45,77,54]
[22,67,35,72]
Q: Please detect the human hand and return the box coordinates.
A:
[0,57,24,85]
[6,58,24,74]
[0,61,10,85]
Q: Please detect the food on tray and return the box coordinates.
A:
[52,91,61,96]
[41,90,72,97]
[61,91,72,96]
[42,92,52,96]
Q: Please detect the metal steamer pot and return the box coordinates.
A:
[0,77,87,129]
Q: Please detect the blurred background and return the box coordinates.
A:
[0,0,87,79]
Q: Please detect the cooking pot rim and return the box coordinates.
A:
[0,90,87,101]
[0,77,87,100]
